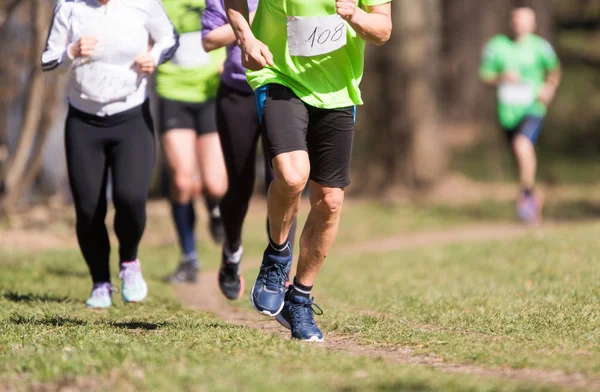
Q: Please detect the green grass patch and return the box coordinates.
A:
[0,248,565,391]
[308,223,600,377]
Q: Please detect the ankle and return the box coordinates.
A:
[521,188,534,197]
[269,237,290,253]
[224,245,243,263]
[290,277,312,298]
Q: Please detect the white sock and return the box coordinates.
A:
[224,245,243,264]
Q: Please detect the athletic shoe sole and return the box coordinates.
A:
[122,283,148,304]
[249,282,285,317]
[276,313,324,342]
[86,304,111,309]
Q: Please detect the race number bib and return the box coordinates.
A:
[498,82,536,106]
[73,61,141,103]
[170,32,211,69]
[287,15,347,57]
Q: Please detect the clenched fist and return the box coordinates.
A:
[336,0,358,22]
[69,37,98,59]
[240,37,273,71]
[134,53,156,75]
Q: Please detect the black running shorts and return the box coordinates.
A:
[255,84,355,189]
[158,97,217,136]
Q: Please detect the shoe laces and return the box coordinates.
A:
[91,283,115,298]
[119,263,141,286]
[290,297,324,328]
[259,262,288,291]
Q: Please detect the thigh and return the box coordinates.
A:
[162,129,198,177]
[306,106,355,189]
[196,132,227,186]
[194,99,218,136]
[257,84,309,163]
[110,113,156,200]
[64,110,109,215]
[217,82,261,177]
[158,98,196,135]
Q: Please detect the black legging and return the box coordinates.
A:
[217,82,297,251]
[65,101,155,283]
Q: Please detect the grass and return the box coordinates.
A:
[0,248,563,392]
[308,223,600,377]
[1,199,599,390]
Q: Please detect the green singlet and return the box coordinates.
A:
[247,0,391,109]
[480,34,560,129]
[156,0,225,103]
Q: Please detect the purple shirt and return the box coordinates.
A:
[202,0,258,93]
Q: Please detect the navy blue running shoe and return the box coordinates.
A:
[276,291,324,342]
[250,244,292,316]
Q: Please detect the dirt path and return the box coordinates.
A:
[176,222,600,391]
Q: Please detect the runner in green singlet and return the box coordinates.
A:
[225,0,392,342]
[156,0,228,284]
[480,3,561,224]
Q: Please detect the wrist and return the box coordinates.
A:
[347,7,365,25]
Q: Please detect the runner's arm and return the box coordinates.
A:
[224,0,253,45]
[41,0,75,72]
[538,67,561,106]
[146,0,180,66]
[203,25,236,52]
[338,2,392,46]
[538,40,561,105]
[202,12,255,52]
[202,0,233,52]
[224,0,272,70]
[479,40,505,87]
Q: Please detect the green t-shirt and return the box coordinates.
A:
[480,34,560,129]
[156,0,225,103]
[247,0,391,109]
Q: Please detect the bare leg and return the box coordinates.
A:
[268,150,310,245]
[512,134,537,192]
[295,182,344,287]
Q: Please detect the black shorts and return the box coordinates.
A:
[158,97,217,136]
[255,84,356,189]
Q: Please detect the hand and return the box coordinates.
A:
[538,83,556,106]
[502,71,520,84]
[134,53,156,75]
[336,0,358,22]
[69,37,97,59]
[240,37,273,71]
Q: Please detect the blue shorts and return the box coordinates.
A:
[505,116,544,144]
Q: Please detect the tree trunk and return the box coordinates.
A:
[362,0,445,189]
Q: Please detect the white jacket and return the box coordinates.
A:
[41,0,179,116]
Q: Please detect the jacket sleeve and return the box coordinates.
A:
[146,0,180,66]
[41,0,75,72]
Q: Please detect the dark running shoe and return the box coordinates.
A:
[209,214,225,245]
[165,259,198,285]
[250,244,292,316]
[276,291,324,342]
[218,250,244,300]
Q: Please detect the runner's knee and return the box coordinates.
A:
[171,173,194,204]
[202,179,228,200]
[312,187,344,216]
[274,158,309,195]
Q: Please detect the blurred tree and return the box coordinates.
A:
[0,0,68,214]
[358,0,446,191]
